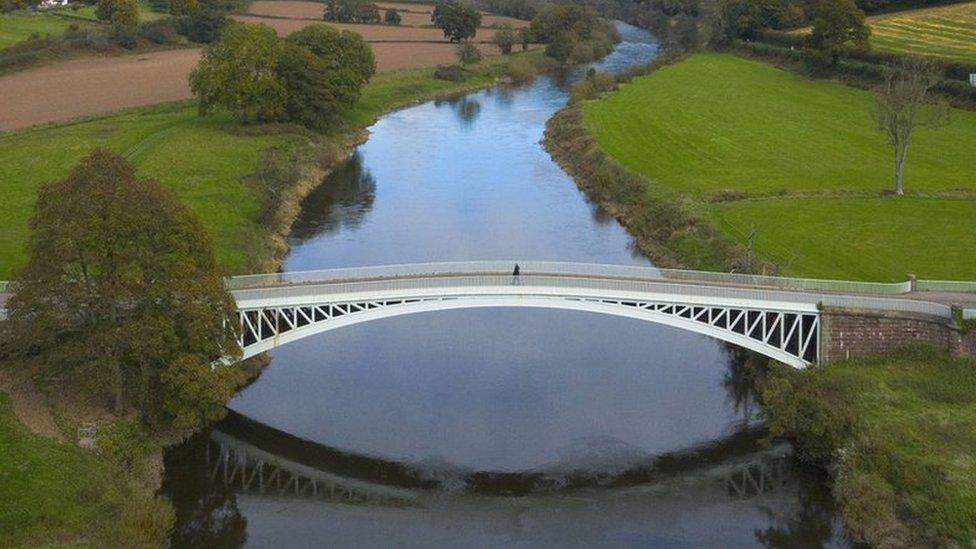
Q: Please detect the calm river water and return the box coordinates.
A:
[162,24,851,547]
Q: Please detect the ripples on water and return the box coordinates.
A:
[162,23,851,547]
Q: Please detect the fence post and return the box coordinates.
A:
[907,273,917,292]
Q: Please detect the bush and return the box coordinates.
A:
[176,9,228,43]
[110,22,139,48]
[505,55,536,83]
[434,63,466,81]
[455,39,481,65]
[544,31,573,64]
[170,0,197,15]
[324,0,380,23]
[104,495,175,548]
[96,418,154,475]
[96,0,139,26]
[568,70,616,103]
[491,24,516,54]
[384,7,400,24]
[139,18,179,44]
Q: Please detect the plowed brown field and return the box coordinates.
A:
[246,1,528,28]
[0,2,524,131]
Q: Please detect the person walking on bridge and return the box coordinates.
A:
[512,264,520,286]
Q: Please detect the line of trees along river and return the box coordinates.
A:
[162,23,854,547]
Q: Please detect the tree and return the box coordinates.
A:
[286,24,375,107]
[519,27,530,51]
[276,42,336,129]
[455,39,482,65]
[873,59,949,195]
[4,150,243,426]
[96,0,139,25]
[809,0,869,61]
[170,0,198,16]
[544,30,573,64]
[384,7,401,25]
[491,24,516,54]
[190,22,286,123]
[176,9,228,43]
[432,0,481,42]
[529,4,596,43]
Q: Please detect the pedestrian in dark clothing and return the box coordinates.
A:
[512,264,520,285]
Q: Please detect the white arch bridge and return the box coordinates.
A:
[227,261,966,368]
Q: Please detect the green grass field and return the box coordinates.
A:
[582,53,976,281]
[0,10,82,49]
[0,394,118,545]
[868,1,976,63]
[0,5,166,50]
[0,55,520,280]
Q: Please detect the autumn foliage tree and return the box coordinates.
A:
[4,150,244,428]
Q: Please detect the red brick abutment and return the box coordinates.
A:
[821,305,976,363]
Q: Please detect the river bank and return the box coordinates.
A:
[544,51,976,546]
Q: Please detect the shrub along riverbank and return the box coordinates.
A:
[546,51,976,546]
[760,348,976,546]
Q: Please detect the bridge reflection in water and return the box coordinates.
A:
[201,410,793,504]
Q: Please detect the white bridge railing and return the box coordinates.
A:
[225,261,918,295]
[225,261,973,319]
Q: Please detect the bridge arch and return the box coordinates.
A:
[237,292,820,368]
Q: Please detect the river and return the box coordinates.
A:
[162,24,851,547]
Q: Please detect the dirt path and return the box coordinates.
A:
[0,368,63,441]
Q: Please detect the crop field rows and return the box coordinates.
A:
[868,1,976,62]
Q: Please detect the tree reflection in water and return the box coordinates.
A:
[162,434,248,548]
[754,466,848,548]
[286,152,376,245]
[436,95,482,128]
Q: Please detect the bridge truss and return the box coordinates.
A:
[237,294,820,366]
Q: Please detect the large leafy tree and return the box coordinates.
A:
[286,24,376,108]
[432,0,481,42]
[4,150,244,427]
[190,22,286,124]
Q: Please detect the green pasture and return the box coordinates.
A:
[582,53,976,281]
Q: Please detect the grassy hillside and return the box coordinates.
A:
[0,103,296,278]
[868,1,976,63]
[581,53,976,281]
[0,10,81,49]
